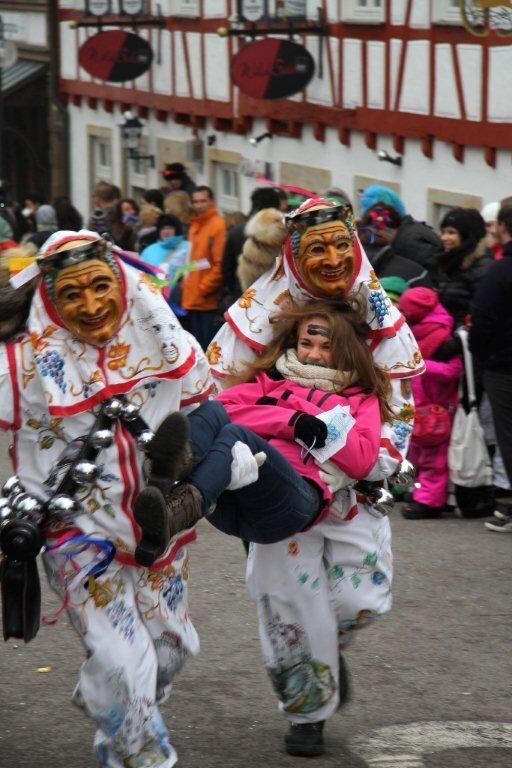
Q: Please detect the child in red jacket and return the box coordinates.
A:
[134,300,393,565]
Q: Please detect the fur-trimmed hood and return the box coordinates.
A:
[236,208,287,291]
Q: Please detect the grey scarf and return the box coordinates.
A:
[275,348,357,393]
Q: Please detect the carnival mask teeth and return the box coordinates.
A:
[91,429,115,450]
[121,402,141,422]
[72,461,99,485]
[136,430,155,452]
[103,398,124,419]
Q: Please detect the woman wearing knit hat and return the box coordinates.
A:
[431,207,493,327]
[399,287,463,519]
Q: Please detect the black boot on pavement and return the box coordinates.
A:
[285,721,325,757]
[402,501,444,520]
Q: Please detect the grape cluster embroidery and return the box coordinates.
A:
[369,290,389,327]
[392,419,412,451]
[35,349,66,393]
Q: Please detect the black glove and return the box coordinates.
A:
[294,414,328,449]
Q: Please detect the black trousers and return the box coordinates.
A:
[483,370,512,486]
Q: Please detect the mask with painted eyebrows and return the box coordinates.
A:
[296,218,355,298]
[54,259,123,346]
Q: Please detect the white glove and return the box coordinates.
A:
[227,441,267,490]
[315,459,354,493]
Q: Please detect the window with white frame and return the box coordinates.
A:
[432,0,462,26]
[90,135,112,187]
[341,0,385,25]
[427,188,483,231]
[213,162,240,213]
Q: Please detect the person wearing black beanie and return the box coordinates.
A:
[156,213,183,238]
[430,207,492,327]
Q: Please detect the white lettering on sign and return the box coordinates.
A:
[351,721,512,767]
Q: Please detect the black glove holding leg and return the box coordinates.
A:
[294,414,328,449]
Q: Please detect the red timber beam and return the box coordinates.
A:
[57,4,512,157]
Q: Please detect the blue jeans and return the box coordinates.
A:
[187,401,320,544]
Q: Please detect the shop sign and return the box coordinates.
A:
[86,0,112,15]
[238,0,268,22]
[120,0,146,14]
[78,30,153,83]
[231,38,315,100]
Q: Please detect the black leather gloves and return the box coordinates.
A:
[294,414,328,449]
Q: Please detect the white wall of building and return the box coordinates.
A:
[69,101,512,225]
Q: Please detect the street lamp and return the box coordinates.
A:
[120,111,154,168]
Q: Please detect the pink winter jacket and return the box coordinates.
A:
[410,304,463,410]
[216,371,382,509]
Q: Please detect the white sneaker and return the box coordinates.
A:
[494,508,512,521]
[484,517,512,532]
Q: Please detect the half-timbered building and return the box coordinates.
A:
[57,1,512,222]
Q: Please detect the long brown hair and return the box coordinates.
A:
[231,299,394,422]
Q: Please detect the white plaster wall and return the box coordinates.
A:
[69,102,512,226]
[458,44,482,122]
[435,44,460,119]
[399,40,429,115]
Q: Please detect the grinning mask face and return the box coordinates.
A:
[297,218,355,297]
[54,259,123,346]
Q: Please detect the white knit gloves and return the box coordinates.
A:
[227,441,267,490]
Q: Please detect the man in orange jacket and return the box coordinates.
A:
[181,186,227,349]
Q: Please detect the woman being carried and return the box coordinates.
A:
[134,299,394,566]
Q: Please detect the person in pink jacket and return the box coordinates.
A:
[399,287,463,519]
[133,299,393,562]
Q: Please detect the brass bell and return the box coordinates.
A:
[392,459,416,488]
[136,430,154,452]
[121,402,140,422]
[104,398,123,419]
[16,495,43,520]
[369,487,395,517]
[0,498,12,520]
[91,429,114,450]
[48,494,78,519]
[72,461,99,484]
[11,492,32,511]
[2,475,22,498]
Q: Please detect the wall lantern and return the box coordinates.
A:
[377,149,402,167]
[249,131,272,147]
[120,111,154,167]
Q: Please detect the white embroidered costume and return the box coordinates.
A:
[208,199,423,723]
[0,231,212,766]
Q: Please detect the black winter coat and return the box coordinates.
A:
[392,215,442,269]
[368,245,432,288]
[470,240,512,372]
[430,238,493,327]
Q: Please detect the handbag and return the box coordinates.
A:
[448,328,492,488]
[412,403,451,446]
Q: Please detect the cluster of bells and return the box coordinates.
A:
[0,476,45,561]
[355,459,416,517]
[0,398,156,560]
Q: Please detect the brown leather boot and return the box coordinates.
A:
[147,412,193,495]
[134,483,204,567]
